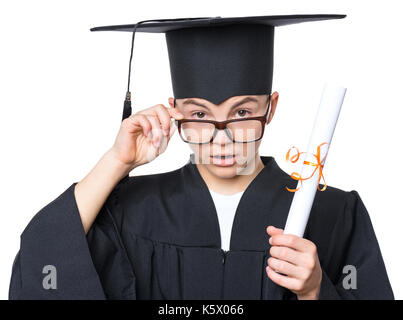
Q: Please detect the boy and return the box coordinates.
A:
[9,15,394,299]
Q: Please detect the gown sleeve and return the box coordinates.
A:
[316,190,394,300]
[8,181,136,300]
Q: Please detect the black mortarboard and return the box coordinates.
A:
[90,14,346,121]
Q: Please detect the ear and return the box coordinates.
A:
[168,97,175,108]
[266,91,279,125]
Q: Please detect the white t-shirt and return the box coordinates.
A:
[208,189,245,251]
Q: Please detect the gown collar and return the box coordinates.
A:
[182,153,298,251]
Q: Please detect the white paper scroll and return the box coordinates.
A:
[283,83,347,238]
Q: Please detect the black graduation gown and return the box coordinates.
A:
[8,155,394,300]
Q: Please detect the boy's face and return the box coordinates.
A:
[171,93,278,179]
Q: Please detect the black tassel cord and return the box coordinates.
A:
[121,16,219,122]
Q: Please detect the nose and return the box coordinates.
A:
[212,128,232,145]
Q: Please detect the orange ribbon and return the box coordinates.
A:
[285,142,329,192]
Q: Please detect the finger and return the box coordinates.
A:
[157,120,172,153]
[167,107,185,120]
[146,115,164,148]
[266,266,302,292]
[266,225,284,236]
[270,245,300,266]
[150,104,172,136]
[270,234,310,252]
[154,118,178,156]
[127,114,152,137]
[267,257,304,279]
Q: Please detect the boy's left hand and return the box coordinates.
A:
[266,225,322,300]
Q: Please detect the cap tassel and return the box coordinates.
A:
[122,91,132,122]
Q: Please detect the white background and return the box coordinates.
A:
[0,0,402,299]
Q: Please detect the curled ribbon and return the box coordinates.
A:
[285,142,329,192]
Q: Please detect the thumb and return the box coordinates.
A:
[266,225,284,236]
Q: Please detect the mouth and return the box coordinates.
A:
[210,154,236,166]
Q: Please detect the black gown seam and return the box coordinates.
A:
[128,229,268,253]
[151,241,169,299]
[261,248,269,300]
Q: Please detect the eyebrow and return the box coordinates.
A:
[182,96,260,110]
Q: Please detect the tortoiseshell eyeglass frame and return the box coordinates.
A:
[173,95,271,144]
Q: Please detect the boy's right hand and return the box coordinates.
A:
[110,104,184,170]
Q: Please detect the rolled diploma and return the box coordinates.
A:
[283,83,347,237]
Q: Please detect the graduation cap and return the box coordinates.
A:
[90,14,346,122]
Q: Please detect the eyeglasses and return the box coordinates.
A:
[174,96,271,144]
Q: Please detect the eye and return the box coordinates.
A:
[192,111,206,119]
[236,109,250,118]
